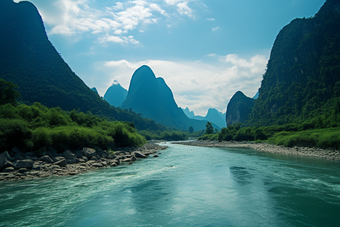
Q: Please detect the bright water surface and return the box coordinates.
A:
[1,143,340,227]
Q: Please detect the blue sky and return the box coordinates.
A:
[16,0,326,116]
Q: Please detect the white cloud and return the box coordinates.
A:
[207,18,215,21]
[212,26,220,32]
[98,34,140,45]
[95,54,268,115]
[164,0,194,18]
[15,0,197,45]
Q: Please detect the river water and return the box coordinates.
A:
[1,143,340,227]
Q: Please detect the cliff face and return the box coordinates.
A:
[248,0,340,125]
[0,0,110,114]
[121,65,220,131]
[226,91,255,126]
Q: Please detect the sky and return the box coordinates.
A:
[15,0,326,116]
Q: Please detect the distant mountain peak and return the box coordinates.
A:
[121,66,220,131]
[104,81,127,107]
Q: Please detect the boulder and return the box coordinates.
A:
[54,156,65,162]
[83,147,97,158]
[2,167,15,172]
[12,147,21,153]
[54,157,67,167]
[39,155,53,163]
[0,151,11,171]
[13,153,24,160]
[73,150,83,158]
[92,163,103,168]
[63,150,78,164]
[13,159,34,169]
[101,161,107,166]
[133,151,147,158]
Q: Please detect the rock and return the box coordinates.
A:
[91,156,98,161]
[79,166,87,171]
[68,171,78,175]
[92,163,103,168]
[13,153,24,160]
[73,150,83,158]
[63,150,78,164]
[54,158,67,167]
[122,158,132,162]
[50,165,61,169]
[25,152,36,157]
[133,151,147,158]
[32,162,42,170]
[107,154,116,159]
[101,161,107,166]
[39,155,53,163]
[18,168,27,173]
[13,159,34,169]
[0,151,11,171]
[78,158,85,163]
[2,167,15,172]
[5,173,15,179]
[12,147,21,153]
[153,155,159,158]
[83,147,97,158]
[28,171,39,176]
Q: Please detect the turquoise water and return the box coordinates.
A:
[1,143,340,226]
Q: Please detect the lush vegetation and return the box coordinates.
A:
[206,0,340,151]
[0,102,146,152]
[247,0,340,127]
[210,111,340,150]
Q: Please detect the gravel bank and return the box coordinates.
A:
[173,140,340,161]
[0,142,167,182]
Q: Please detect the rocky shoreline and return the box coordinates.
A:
[0,143,167,182]
[173,140,340,161]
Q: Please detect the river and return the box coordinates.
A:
[1,143,340,226]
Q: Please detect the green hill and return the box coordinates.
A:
[0,0,165,131]
[226,91,255,126]
[248,0,340,126]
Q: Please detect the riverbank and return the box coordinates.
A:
[0,142,167,182]
[173,140,340,160]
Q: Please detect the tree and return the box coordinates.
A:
[0,78,20,106]
[205,122,214,134]
[189,126,194,133]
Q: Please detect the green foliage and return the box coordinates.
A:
[139,130,188,141]
[205,122,214,134]
[0,118,32,150]
[0,102,146,152]
[247,2,340,127]
[0,78,20,106]
[199,133,218,141]
[268,128,340,150]
[189,126,194,133]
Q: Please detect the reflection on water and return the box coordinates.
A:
[0,143,340,227]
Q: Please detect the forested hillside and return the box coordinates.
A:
[0,0,166,132]
[248,0,340,126]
